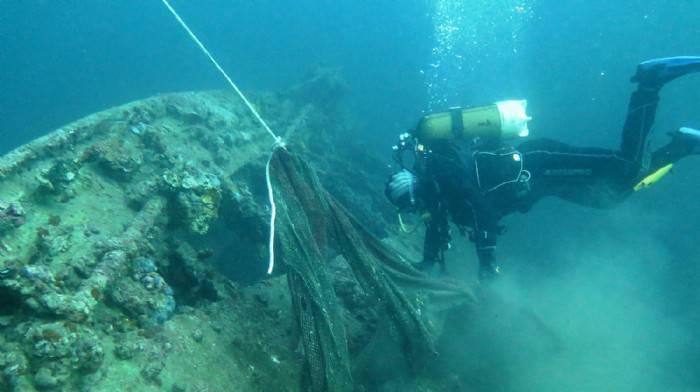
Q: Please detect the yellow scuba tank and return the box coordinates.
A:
[414,100,532,143]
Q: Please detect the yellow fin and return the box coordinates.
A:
[634,163,674,191]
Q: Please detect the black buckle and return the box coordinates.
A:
[450,107,464,139]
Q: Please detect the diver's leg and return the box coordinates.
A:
[518,139,631,209]
[631,56,700,88]
[621,56,700,172]
[513,57,700,209]
[618,87,660,172]
[650,127,700,170]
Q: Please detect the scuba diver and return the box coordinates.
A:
[385,56,700,281]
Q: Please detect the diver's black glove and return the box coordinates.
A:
[385,169,421,211]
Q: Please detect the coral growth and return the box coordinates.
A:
[35,160,79,198]
[107,257,176,328]
[84,138,144,181]
[0,201,25,233]
[161,165,223,235]
[0,71,397,390]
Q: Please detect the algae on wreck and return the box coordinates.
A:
[0,74,368,391]
[0,71,438,391]
[0,70,469,391]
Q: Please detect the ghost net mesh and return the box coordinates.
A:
[270,149,473,391]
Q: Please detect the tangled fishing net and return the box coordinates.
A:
[269,148,474,390]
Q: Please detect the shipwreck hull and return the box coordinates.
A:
[0,75,473,391]
[0,89,312,391]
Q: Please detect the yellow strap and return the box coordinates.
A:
[634,163,674,191]
[398,212,432,234]
[398,213,417,233]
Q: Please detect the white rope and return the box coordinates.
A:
[160,0,278,141]
[265,152,277,274]
[160,0,283,274]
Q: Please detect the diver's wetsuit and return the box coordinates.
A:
[419,86,693,273]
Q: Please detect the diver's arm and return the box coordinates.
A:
[422,202,450,270]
